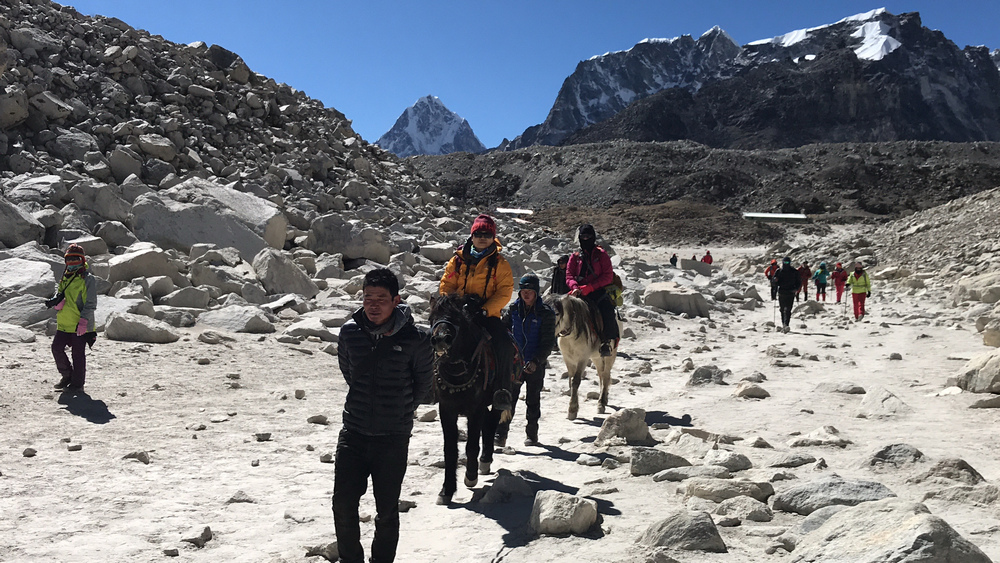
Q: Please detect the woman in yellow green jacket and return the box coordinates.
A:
[846,262,872,321]
[46,244,97,392]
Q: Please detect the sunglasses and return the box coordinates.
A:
[472,231,493,239]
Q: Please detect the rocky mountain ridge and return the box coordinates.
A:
[502,26,739,150]
[376,95,486,158]
[508,9,1000,151]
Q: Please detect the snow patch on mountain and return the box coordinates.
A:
[376,96,485,158]
[748,7,899,61]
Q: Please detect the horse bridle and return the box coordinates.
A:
[430,319,490,393]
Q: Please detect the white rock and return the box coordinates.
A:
[0,258,54,298]
[0,322,36,343]
[105,312,180,343]
[253,249,319,298]
[0,197,44,247]
[643,282,711,318]
[197,305,275,333]
[159,287,211,309]
[529,490,598,536]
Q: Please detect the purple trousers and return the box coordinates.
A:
[52,330,87,387]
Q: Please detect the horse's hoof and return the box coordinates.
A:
[436,494,452,505]
[567,409,578,420]
[479,461,492,475]
[597,404,606,415]
[464,475,478,488]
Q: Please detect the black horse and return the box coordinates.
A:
[429,293,513,505]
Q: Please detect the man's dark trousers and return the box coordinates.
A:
[333,428,409,563]
[778,290,795,327]
[496,366,544,442]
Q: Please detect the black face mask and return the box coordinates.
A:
[580,237,596,252]
[855,268,863,274]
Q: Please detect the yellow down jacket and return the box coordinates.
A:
[439,239,514,318]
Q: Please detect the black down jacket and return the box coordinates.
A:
[775,264,801,292]
[337,304,433,436]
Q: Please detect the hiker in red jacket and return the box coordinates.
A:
[701,251,713,265]
[796,261,811,302]
[831,262,849,303]
[764,259,779,301]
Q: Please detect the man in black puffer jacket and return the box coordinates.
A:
[334,268,433,563]
[774,256,801,333]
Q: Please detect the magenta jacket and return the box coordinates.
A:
[566,246,613,296]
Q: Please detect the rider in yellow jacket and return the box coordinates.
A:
[846,262,873,321]
[439,214,515,409]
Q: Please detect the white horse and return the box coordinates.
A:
[550,294,620,419]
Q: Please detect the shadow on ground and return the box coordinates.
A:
[57,391,116,424]
[449,469,620,548]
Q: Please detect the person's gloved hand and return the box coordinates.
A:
[53,300,65,311]
[75,318,88,336]
[867,292,872,298]
[524,360,537,375]
[44,292,65,309]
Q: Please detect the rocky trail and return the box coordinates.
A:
[4,237,1000,563]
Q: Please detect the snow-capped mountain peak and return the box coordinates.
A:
[376,96,486,158]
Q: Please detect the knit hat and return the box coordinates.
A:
[64,244,86,265]
[770,259,777,265]
[518,273,540,293]
[782,257,792,264]
[471,214,496,236]
[578,224,596,239]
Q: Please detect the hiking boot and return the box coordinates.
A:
[62,384,84,394]
[53,377,71,390]
[524,436,539,447]
[494,435,506,448]
[599,341,612,357]
[857,314,865,322]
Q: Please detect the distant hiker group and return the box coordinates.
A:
[765,257,873,332]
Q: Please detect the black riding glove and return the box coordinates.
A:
[867,292,871,298]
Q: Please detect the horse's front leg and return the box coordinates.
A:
[479,407,499,475]
[437,406,459,505]
[568,361,584,420]
[464,406,483,488]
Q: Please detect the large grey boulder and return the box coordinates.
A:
[948,349,1000,393]
[105,312,180,343]
[95,221,139,248]
[702,449,752,472]
[0,295,52,326]
[637,510,727,553]
[0,258,54,298]
[596,407,653,446]
[419,242,457,264]
[68,182,131,223]
[131,178,287,261]
[714,496,773,522]
[50,130,99,163]
[862,443,925,469]
[631,447,692,476]
[108,147,143,184]
[952,271,1000,305]
[0,86,28,129]
[189,262,252,295]
[282,318,338,342]
[854,386,911,418]
[682,478,774,503]
[10,27,62,53]
[679,258,713,277]
[29,91,73,120]
[643,282,710,318]
[909,459,985,486]
[4,174,67,206]
[0,322,36,343]
[305,212,392,264]
[529,490,598,536]
[252,248,319,298]
[791,499,991,563]
[95,297,156,330]
[653,465,732,482]
[137,134,177,162]
[108,248,181,285]
[772,475,896,516]
[159,287,211,309]
[197,305,275,333]
[0,197,44,247]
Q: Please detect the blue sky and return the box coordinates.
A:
[64,1,1000,149]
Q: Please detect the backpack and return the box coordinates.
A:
[606,272,625,307]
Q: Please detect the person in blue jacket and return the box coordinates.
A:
[497,274,556,447]
[812,262,831,302]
